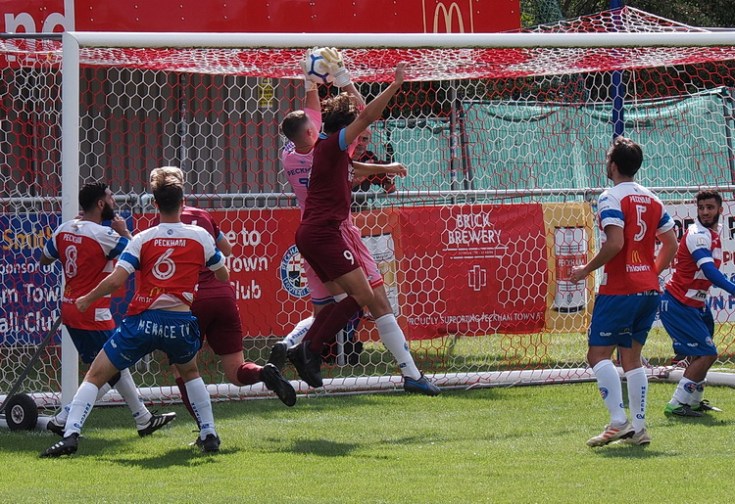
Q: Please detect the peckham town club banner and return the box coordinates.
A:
[1,202,600,344]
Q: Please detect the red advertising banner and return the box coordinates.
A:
[135,208,312,339]
[2,0,520,34]
[395,204,547,338]
[132,204,547,340]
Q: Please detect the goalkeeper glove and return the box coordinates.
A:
[300,46,325,88]
[322,47,351,88]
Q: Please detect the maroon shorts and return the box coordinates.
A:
[296,223,361,284]
[191,294,243,355]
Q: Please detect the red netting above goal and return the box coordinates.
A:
[1,8,734,80]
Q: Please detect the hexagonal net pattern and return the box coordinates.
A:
[3,29,735,409]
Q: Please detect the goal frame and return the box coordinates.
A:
[55,30,735,406]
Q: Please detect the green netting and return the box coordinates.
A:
[369,87,735,203]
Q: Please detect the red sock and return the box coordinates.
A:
[236,362,263,385]
[175,376,199,427]
[301,302,336,347]
[308,296,361,353]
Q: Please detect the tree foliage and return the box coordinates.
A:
[522,0,735,29]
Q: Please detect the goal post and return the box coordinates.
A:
[4,27,735,410]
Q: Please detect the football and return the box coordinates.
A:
[302,47,334,84]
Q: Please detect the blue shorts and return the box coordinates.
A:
[660,290,717,357]
[66,327,114,364]
[588,292,660,348]
[103,310,201,370]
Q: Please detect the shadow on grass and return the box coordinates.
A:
[108,446,239,469]
[656,414,735,429]
[0,429,129,459]
[593,446,677,459]
[287,438,360,457]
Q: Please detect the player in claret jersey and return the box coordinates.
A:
[41,170,228,457]
[150,167,295,414]
[570,137,678,447]
[40,182,175,439]
[277,53,439,395]
[286,62,439,393]
[661,190,734,417]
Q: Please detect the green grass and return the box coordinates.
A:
[3,382,735,503]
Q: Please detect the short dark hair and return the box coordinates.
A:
[696,190,722,206]
[281,110,310,142]
[78,182,108,212]
[321,94,357,135]
[608,136,643,177]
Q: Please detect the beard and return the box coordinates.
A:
[101,202,115,221]
[701,213,720,228]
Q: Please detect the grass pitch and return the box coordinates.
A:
[2,382,735,503]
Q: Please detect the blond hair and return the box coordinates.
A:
[149,166,184,213]
[149,166,184,191]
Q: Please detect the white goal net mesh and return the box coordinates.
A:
[3,10,735,406]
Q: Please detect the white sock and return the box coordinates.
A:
[185,377,216,439]
[672,377,698,406]
[375,314,421,380]
[592,359,627,426]
[54,382,111,425]
[282,316,315,347]
[692,380,705,405]
[54,404,71,425]
[96,383,112,402]
[625,367,648,432]
[114,368,152,426]
[63,381,99,436]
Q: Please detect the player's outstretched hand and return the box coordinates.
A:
[385,163,408,177]
[322,47,343,67]
[323,47,351,88]
[299,46,319,79]
[76,295,91,313]
[394,62,406,86]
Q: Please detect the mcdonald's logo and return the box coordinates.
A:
[631,249,641,264]
[149,286,164,298]
[422,0,475,33]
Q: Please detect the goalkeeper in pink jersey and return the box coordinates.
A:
[280,58,438,395]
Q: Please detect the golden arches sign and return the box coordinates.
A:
[423,0,475,33]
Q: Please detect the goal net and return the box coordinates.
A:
[3,10,735,408]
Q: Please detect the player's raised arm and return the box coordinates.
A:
[343,63,405,146]
[321,47,366,108]
[300,47,322,112]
